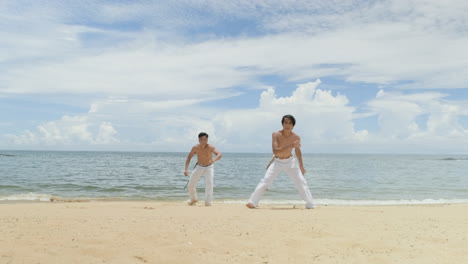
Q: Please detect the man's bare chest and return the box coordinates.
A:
[278,136,295,147]
[196,149,211,157]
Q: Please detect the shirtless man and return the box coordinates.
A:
[246,115,315,209]
[184,132,222,206]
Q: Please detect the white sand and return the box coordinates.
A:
[1,202,467,263]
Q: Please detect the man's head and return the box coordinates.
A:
[281,114,296,128]
[198,132,209,145]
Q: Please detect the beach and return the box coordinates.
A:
[1,202,467,263]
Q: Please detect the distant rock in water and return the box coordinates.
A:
[0,154,15,157]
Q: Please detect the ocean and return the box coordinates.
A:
[1,151,468,205]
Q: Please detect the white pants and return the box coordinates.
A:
[188,164,214,205]
[248,157,315,208]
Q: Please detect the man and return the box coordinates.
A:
[184,132,222,206]
[246,115,316,209]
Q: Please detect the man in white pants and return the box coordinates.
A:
[246,115,315,209]
[184,132,222,206]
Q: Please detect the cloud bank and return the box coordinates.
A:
[3,80,468,153]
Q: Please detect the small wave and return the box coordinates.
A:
[440,158,468,161]
[0,193,93,202]
[99,187,127,193]
[3,194,468,205]
[0,193,54,202]
[216,198,468,206]
[132,186,173,191]
[316,199,468,206]
[0,185,23,189]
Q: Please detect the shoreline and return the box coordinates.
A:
[1,201,467,263]
[2,194,468,206]
[2,200,467,208]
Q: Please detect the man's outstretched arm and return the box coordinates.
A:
[184,147,196,176]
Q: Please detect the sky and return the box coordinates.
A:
[1,0,468,154]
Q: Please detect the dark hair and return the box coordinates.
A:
[281,115,296,126]
[198,132,209,138]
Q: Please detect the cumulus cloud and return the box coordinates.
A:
[362,89,468,153]
[213,79,367,152]
[1,80,365,152]
[95,122,118,144]
[368,90,467,138]
[2,80,468,153]
[4,115,118,148]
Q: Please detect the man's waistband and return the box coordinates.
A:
[274,155,293,160]
[196,162,213,167]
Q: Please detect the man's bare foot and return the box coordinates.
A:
[245,203,256,209]
[187,199,198,205]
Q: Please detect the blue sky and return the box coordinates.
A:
[1,0,468,153]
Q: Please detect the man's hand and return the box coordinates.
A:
[291,141,301,149]
[184,170,189,176]
[300,167,306,175]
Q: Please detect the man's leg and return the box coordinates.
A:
[286,161,316,209]
[247,160,282,208]
[204,166,214,206]
[187,166,203,205]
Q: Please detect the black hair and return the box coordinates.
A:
[281,114,296,126]
[198,132,209,138]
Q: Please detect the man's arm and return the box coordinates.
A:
[184,147,196,176]
[210,146,222,164]
[294,136,306,175]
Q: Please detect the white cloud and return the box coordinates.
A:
[2,1,468,153]
[3,27,468,99]
[213,79,366,152]
[4,115,119,147]
[2,80,468,153]
[95,122,118,144]
[1,80,364,152]
[5,130,37,145]
[2,0,468,101]
[363,89,468,153]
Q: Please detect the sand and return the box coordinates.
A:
[1,201,467,264]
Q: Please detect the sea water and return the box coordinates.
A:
[1,151,468,205]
